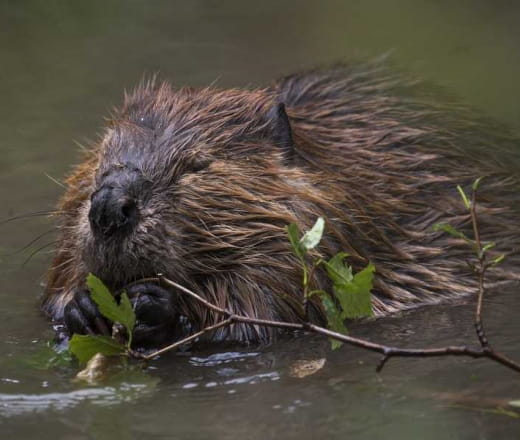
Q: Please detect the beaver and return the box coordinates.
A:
[42,61,520,348]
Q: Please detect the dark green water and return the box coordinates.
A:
[1,1,520,438]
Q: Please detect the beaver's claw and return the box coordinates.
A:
[64,289,111,337]
[125,282,182,348]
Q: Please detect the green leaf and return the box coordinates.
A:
[335,263,375,319]
[87,273,113,303]
[491,254,506,266]
[472,177,484,191]
[300,217,325,252]
[457,185,471,209]
[87,274,135,337]
[330,338,343,351]
[317,291,348,350]
[322,252,352,285]
[69,334,125,365]
[307,289,328,298]
[119,291,136,334]
[433,223,471,242]
[481,242,496,253]
[87,273,120,322]
[287,223,304,258]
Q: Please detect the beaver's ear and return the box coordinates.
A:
[266,102,294,160]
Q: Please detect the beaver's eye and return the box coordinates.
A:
[135,114,155,129]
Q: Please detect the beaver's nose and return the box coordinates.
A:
[88,187,138,237]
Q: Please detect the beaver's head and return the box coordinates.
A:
[79,82,317,290]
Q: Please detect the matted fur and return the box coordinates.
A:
[43,62,520,343]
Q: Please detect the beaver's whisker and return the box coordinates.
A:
[5,228,57,256]
[22,241,58,267]
[44,173,66,188]
[0,210,65,225]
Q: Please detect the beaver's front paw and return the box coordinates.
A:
[125,282,182,349]
[64,289,111,337]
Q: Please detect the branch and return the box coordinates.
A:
[136,276,520,374]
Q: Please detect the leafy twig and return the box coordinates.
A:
[469,182,489,348]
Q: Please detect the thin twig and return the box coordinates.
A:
[303,261,319,321]
[140,318,233,360]
[470,187,489,348]
[159,276,301,330]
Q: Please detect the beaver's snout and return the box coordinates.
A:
[89,186,138,237]
[88,164,150,238]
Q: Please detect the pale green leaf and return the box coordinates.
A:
[472,177,484,191]
[300,217,325,251]
[457,185,471,209]
[481,242,496,253]
[69,334,125,365]
[307,289,328,298]
[491,254,506,266]
[433,223,471,242]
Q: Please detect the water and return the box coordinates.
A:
[1,1,520,438]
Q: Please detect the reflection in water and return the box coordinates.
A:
[189,351,261,367]
[0,383,155,417]
[1,0,520,439]
[181,371,280,390]
[0,389,115,416]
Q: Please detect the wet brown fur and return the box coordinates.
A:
[43,61,520,343]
